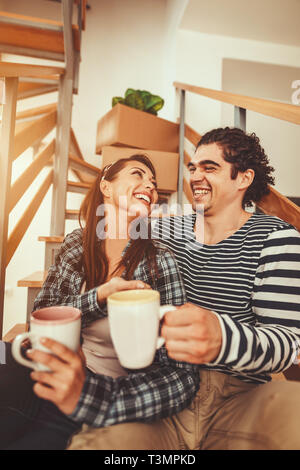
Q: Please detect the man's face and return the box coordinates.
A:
[188,143,244,215]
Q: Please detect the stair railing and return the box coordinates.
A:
[0,1,89,338]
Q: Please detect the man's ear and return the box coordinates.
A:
[100,179,111,199]
[239,169,255,191]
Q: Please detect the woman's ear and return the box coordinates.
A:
[100,180,111,199]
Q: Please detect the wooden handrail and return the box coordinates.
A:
[9,140,55,212]
[257,187,300,232]
[14,110,57,161]
[6,170,53,266]
[0,61,64,78]
[174,82,300,126]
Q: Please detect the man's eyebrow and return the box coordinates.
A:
[188,159,221,168]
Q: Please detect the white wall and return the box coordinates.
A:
[175,29,300,197]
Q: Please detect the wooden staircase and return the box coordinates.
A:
[0,1,98,339]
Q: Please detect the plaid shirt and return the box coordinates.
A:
[33,229,200,427]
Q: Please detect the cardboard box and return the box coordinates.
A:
[101,146,179,193]
[96,104,179,154]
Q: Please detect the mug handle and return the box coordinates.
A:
[11,332,39,370]
[156,305,177,349]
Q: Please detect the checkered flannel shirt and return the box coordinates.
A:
[33,229,200,427]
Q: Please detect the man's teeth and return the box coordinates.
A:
[194,189,210,195]
[135,193,151,203]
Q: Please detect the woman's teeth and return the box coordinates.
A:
[134,193,151,204]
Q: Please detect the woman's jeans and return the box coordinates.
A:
[0,342,81,450]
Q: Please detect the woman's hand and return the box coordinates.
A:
[97,276,151,304]
[28,338,86,415]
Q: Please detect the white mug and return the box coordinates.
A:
[107,289,176,369]
[12,306,81,371]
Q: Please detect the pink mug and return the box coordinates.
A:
[12,306,81,371]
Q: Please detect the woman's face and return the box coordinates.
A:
[101,161,158,218]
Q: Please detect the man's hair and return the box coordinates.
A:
[196,127,275,208]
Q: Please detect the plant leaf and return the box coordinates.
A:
[112,96,124,107]
[125,90,145,110]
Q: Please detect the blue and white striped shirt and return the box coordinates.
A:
[152,213,300,384]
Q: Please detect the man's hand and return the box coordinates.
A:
[28,338,86,415]
[161,303,222,364]
[97,277,151,304]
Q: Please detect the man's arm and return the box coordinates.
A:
[162,227,300,375]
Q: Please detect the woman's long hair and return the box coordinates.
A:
[79,154,158,290]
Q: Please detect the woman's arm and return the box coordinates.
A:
[33,230,149,327]
[30,243,200,426]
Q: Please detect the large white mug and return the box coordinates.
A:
[12,306,81,371]
[107,289,176,369]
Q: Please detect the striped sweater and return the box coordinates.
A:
[152,213,300,384]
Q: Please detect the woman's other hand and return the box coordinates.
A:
[97,277,151,304]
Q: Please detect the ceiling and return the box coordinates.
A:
[180,0,300,47]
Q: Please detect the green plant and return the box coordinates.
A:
[112,89,164,115]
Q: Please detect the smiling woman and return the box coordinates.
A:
[0,153,199,450]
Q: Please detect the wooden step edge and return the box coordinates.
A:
[17,270,48,288]
[65,209,79,220]
[0,61,65,78]
[0,10,72,31]
[3,323,28,343]
[67,180,91,188]
[38,236,64,243]
[67,180,91,194]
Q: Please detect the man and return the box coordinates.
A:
[157,127,300,449]
[69,127,300,450]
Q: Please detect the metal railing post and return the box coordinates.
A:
[177,89,185,206]
[234,106,246,131]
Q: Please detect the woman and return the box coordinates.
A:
[0,154,199,450]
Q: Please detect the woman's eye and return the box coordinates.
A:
[133,170,143,178]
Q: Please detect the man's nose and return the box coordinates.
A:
[190,167,205,181]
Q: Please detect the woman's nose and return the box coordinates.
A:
[145,180,156,190]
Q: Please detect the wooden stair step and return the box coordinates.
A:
[0,11,80,60]
[38,236,64,243]
[3,323,28,342]
[17,81,58,100]
[16,103,58,121]
[17,271,48,288]
[67,180,91,194]
[0,61,64,78]
[65,209,79,220]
